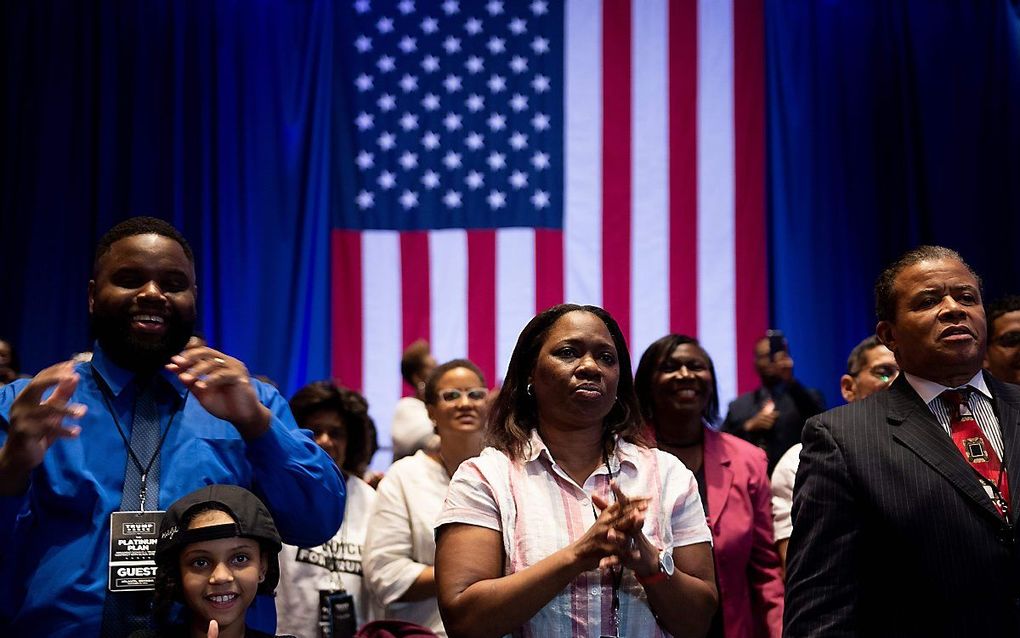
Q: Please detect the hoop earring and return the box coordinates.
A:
[526,383,534,397]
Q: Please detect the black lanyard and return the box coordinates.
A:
[90,365,188,510]
[591,446,624,637]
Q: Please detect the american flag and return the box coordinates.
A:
[331,0,767,460]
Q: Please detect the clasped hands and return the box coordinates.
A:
[574,481,661,579]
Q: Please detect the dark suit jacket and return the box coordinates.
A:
[784,372,1020,637]
[722,383,825,472]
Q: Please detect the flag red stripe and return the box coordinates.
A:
[535,228,564,312]
[668,0,699,336]
[331,230,363,391]
[602,0,632,338]
[400,231,430,396]
[467,230,497,385]
[733,0,768,393]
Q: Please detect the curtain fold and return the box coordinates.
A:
[766,0,1020,402]
[3,0,1020,402]
[1,0,336,396]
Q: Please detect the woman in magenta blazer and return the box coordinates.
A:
[636,334,784,638]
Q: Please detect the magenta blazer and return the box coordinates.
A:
[702,427,785,638]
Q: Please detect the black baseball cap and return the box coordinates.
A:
[156,484,282,592]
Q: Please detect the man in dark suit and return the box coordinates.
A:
[722,335,825,472]
[784,246,1020,637]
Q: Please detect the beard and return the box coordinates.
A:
[90,309,194,373]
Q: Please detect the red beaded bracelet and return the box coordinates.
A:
[635,569,668,586]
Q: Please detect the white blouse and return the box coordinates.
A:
[363,450,450,637]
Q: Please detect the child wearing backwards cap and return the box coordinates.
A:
[131,484,293,638]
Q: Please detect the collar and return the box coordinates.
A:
[89,342,188,399]
[522,428,640,473]
[903,369,991,407]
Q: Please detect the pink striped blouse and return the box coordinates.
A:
[437,430,712,638]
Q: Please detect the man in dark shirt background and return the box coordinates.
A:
[722,333,825,471]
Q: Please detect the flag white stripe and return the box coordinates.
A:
[362,231,402,455]
[564,0,603,306]
[496,228,536,383]
[357,0,755,470]
[697,0,738,409]
[630,0,670,360]
[428,229,468,364]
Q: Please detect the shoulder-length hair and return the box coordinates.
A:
[634,334,720,426]
[486,304,648,462]
[289,381,373,475]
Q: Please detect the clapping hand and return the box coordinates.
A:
[574,481,655,573]
[166,347,270,439]
[1,362,87,494]
[606,482,661,578]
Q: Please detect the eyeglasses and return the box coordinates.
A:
[856,365,899,384]
[439,388,489,403]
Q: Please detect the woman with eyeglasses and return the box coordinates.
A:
[435,305,717,638]
[363,359,488,637]
[634,334,784,638]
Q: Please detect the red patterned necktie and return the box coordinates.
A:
[941,388,1010,518]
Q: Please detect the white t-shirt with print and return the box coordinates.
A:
[276,474,379,637]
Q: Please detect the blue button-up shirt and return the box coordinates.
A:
[0,344,345,637]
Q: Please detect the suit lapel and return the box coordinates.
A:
[887,376,1003,522]
[702,429,733,532]
[987,373,1020,521]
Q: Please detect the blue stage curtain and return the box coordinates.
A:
[1,0,337,396]
[766,0,1020,403]
[4,1,1020,403]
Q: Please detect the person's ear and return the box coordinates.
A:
[876,321,895,354]
[840,374,856,403]
[88,280,96,315]
[259,552,268,583]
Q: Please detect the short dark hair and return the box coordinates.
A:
[845,335,884,376]
[634,334,720,425]
[874,245,981,322]
[486,304,648,462]
[93,216,195,276]
[423,358,486,405]
[290,381,373,474]
[987,295,1020,336]
[400,339,432,386]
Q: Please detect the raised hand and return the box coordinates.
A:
[166,347,269,438]
[207,619,219,638]
[1,362,87,494]
[745,401,780,432]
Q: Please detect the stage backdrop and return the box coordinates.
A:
[328,0,768,443]
[766,0,1020,403]
[2,1,1018,462]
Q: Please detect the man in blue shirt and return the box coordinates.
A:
[0,217,345,637]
